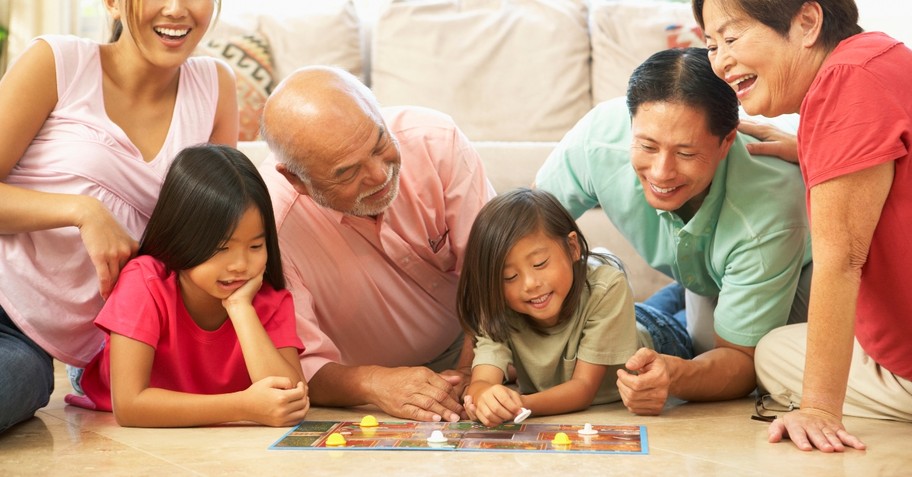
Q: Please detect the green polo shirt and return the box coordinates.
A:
[535,97,812,347]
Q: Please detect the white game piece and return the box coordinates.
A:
[578,423,598,435]
[513,407,532,424]
[426,430,448,444]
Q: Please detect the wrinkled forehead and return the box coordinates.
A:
[302,114,386,176]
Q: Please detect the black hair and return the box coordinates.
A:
[457,188,591,342]
[627,47,739,140]
[139,144,285,290]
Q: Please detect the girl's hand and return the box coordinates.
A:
[471,384,523,427]
[241,377,310,427]
[75,197,139,300]
[222,271,264,312]
[463,394,479,421]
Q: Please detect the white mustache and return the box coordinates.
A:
[357,164,398,200]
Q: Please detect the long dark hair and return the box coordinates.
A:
[139,144,285,290]
[627,47,739,141]
[457,188,590,342]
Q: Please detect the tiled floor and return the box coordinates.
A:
[1,361,909,476]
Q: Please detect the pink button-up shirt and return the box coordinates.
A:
[260,106,495,379]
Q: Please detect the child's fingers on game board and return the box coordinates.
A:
[489,384,523,413]
[474,400,508,427]
[474,387,521,427]
[463,394,482,421]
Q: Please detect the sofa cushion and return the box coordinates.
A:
[371,0,592,142]
[590,0,705,104]
[257,0,363,82]
[198,32,275,141]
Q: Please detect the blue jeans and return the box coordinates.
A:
[634,282,694,359]
[0,306,55,433]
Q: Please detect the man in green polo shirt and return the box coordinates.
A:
[535,48,812,415]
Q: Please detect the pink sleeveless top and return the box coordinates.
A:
[0,35,219,366]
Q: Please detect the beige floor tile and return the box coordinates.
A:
[0,413,196,476]
[2,361,909,476]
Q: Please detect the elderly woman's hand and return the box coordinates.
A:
[768,407,866,452]
[738,119,800,164]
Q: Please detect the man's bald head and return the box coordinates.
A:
[261,66,382,175]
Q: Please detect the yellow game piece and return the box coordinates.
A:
[551,432,572,446]
[325,432,347,446]
[359,415,379,427]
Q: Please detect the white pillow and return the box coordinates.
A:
[257,0,364,83]
[590,0,705,104]
[371,0,592,142]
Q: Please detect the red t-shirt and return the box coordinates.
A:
[799,32,912,380]
[78,255,304,411]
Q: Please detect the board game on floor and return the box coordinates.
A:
[270,416,648,454]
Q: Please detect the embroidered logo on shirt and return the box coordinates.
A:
[429,229,449,253]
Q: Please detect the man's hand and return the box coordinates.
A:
[769,408,866,452]
[739,119,799,164]
[368,366,465,422]
[438,368,470,409]
[616,347,670,415]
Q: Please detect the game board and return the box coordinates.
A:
[270,419,648,454]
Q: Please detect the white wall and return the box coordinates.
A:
[856,0,910,45]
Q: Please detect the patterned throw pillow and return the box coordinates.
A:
[200,34,275,141]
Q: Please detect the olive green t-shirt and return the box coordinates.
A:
[472,265,650,405]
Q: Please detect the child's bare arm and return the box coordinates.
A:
[109,333,308,427]
[223,273,305,385]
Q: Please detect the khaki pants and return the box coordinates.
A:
[755,323,912,422]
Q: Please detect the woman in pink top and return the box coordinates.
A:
[0,0,237,432]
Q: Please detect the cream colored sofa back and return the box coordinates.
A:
[205,0,704,143]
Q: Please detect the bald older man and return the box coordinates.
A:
[258,66,495,422]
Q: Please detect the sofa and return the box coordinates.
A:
[208,0,714,300]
